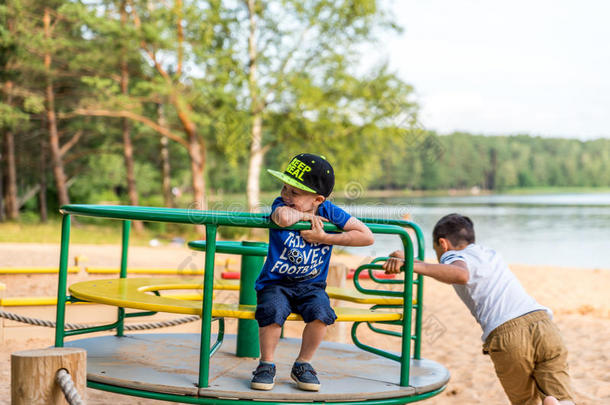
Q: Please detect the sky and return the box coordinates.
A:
[384,0,610,139]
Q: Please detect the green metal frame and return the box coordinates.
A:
[189,239,268,357]
[353,263,404,296]
[54,204,435,403]
[88,381,447,404]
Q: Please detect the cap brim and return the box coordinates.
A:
[267,169,317,194]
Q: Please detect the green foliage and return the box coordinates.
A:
[0,103,28,127]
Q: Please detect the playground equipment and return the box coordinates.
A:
[53,204,449,404]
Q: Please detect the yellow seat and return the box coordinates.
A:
[326,286,406,305]
[68,278,402,322]
[211,303,402,322]
[211,279,407,305]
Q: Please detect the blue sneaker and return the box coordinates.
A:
[290,362,320,391]
[251,362,276,390]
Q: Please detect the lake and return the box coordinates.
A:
[338,192,610,269]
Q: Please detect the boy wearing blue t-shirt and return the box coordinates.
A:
[251,153,374,392]
[383,214,574,405]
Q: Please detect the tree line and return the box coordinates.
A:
[2,1,609,225]
[371,132,610,191]
[1,0,418,224]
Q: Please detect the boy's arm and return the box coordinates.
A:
[383,250,469,285]
[301,216,374,247]
[271,206,328,227]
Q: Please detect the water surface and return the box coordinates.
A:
[339,193,610,269]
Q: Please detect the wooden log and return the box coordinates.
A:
[11,347,87,405]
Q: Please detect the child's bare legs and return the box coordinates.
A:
[259,323,282,362]
[296,320,327,363]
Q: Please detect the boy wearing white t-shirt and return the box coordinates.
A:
[383,213,574,405]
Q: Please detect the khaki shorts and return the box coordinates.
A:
[483,310,574,405]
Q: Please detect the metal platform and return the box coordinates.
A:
[65,333,449,403]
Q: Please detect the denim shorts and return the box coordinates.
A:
[255,282,337,327]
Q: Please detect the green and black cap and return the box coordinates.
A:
[267,153,335,197]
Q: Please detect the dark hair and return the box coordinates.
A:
[432,213,475,246]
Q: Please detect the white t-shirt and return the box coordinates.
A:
[440,244,551,342]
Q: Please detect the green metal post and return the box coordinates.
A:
[414,226,425,360]
[414,274,424,359]
[120,220,131,277]
[236,241,265,357]
[198,225,217,388]
[55,214,71,347]
[116,220,131,337]
[400,234,414,387]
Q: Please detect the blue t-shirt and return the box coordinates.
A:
[255,197,352,291]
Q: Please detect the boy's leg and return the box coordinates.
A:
[293,283,337,361]
[532,318,575,404]
[291,320,326,391]
[252,284,291,390]
[259,323,282,362]
[289,283,337,391]
[251,325,281,390]
[486,325,539,405]
[296,320,327,363]
[486,311,574,405]
[254,284,292,358]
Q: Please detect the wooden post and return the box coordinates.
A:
[11,347,87,405]
[326,262,348,342]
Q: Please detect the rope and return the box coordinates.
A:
[123,315,200,330]
[0,310,81,328]
[56,369,86,405]
[0,310,200,330]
